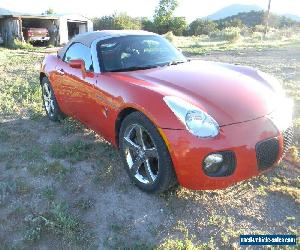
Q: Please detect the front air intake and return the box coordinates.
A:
[256,138,279,170]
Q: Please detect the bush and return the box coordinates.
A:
[254,25,265,32]
[92,13,141,31]
[12,39,34,50]
[189,19,218,36]
[164,31,175,42]
[251,31,263,40]
[210,27,241,42]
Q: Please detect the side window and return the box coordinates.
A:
[63,43,93,71]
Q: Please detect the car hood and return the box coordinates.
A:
[124,60,282,126]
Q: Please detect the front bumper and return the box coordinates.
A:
[29,36,50,42]
[162,116,287,190]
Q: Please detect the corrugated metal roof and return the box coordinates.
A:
[0,8,23,16]
[0,8,58,19]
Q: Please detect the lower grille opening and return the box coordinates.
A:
[256,138,279,170]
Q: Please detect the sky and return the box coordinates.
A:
[0,0,299,22]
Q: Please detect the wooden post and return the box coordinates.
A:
[264,0,272,37]
[19,17,24,42]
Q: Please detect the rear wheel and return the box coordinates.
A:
[41,77,64,121]
[119,112,177,193]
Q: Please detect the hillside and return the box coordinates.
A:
[216,10,300,28]
[206,4,262,20]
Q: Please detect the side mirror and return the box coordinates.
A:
[69,59,85,69]
[69,59,94,78]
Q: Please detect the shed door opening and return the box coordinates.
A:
[67,21,87,40]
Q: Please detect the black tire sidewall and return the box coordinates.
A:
[119,112,176,193]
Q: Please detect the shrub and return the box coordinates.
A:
[12,39,34,50]
[92,13,141,31]
[254,25,265,32]
[252,31,263,40]
[164,31,175,42]
[189,18,218,36]
[210,27,241,42]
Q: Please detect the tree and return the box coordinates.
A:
[44,8,55,15]
[92,13,141,31]
[141,17,156,32]
[189,19,218,36]
[153,0,178,34]
[169,17,187,36]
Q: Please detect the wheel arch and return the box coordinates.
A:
[39,72,47,85]
[115,107,139,147]
[114,105,168,148]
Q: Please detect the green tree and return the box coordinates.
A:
[114,13,141,30]
[44,8,55,15]
[153,0,178,34]
[92,13,141,31]
[189,19,218,36]
[92,15,115,30]
[170,17,188,36]
[141,17,156,32]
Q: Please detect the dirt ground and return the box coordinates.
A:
[0,47,299,249]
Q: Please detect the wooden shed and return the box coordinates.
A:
[0,8,93,47]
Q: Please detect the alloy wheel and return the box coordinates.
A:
[123,124,159,184]
[43,82,55,117]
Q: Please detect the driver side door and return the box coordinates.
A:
[57,42,97,124]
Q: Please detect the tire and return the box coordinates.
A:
[41,77,64,121]
[119,112,177,193]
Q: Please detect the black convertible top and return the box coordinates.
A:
[57,30,156,58]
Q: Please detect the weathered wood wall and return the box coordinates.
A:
[2,17,22,47]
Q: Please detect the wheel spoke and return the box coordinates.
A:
[44,84,50,97]
[135,125,145,148]
[145,147,158,159]
[45,100,50,112]
[144,159,155,183]
[124,136,140,152]
[130,157,143,174]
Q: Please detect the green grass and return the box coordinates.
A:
[24,201,94,246]
[0,48,44,117]
[61,117,85,135]
[49,139,117,164]
[172,33,300,56]
[28,161,70,180]
[42,186,56,201]
[49,140,94,162]
[74,198,95,210]
[0,177,32,199]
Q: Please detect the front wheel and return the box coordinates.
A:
[119,112,177,193]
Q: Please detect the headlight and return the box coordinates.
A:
[163,96,219,138]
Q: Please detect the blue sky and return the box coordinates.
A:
[1,0,299,22]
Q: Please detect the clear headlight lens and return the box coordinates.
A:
[163,96,219,138]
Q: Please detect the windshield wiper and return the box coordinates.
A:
[108,65,159,72]
[167,60,186,66]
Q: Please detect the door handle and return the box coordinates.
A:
[57,68,65,75]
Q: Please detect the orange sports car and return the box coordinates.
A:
[40,30,294,192]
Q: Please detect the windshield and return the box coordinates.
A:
[97,35,187,72]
